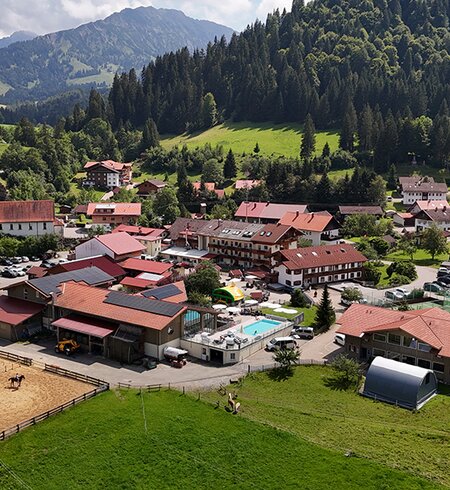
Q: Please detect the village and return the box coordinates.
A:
[0,161,448,401]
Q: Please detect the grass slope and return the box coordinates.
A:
[385,248,448,268]
[0,388,440,489]
[202,366,450,487]
[161,121,339,158]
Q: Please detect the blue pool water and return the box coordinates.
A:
[243,319,282,336]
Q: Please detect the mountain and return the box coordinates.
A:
[0,7,234,103]
[0,31,37,49]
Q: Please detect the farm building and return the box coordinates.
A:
[362,357,437,410]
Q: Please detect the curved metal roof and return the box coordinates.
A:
[362,357,437,410]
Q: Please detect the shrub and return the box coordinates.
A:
[290,289,308,307]
[387,274,411,286]
[387,261,417,280]
[363,262,382,284]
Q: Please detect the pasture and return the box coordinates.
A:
[0,386,441,490]
[161,121,340,158]
[0,358,94,434]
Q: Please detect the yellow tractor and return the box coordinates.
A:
[55,339,80,356]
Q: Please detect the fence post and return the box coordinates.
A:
[183,386,185,395]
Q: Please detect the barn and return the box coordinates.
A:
[362,357,438,410]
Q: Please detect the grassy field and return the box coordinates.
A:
[0,385,443,489]
[261,305,317,323]
[161,121,339,158]
[202,366,450,487]
[386,248,448,268]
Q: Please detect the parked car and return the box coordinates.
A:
[0,258,12,266]
[291,326,314,340]
[385,290,404,301]
[437,275,450,287]
[10,257,22,264]
[437,267,450,278]
[265,337,297,351]
[30,256,40,262]
[334,333,346,346]
[21,256,29,263]
[423,282,444,294]
[2,269,18,278]
[395,288,410,298]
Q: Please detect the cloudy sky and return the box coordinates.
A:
[0,0,293,38]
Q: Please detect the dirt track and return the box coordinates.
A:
[0,360,94,432]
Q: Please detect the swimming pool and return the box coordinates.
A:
[243,319,282,336]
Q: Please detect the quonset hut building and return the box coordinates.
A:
[362,357,438,410]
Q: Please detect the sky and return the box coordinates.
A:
[0,0,293,38]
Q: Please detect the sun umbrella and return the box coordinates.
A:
[227,306,241,314]
[274,307,298,314]
[244,299,258,306]
[213,304,227,310]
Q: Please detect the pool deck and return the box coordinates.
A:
[186,315,288,350]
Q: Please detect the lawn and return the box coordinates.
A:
[202,366,450,487]
[386,248,447,268]
[0,387,442,489]
[161,121,339,158]
[261,305,317,323]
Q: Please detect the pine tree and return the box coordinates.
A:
[201,92,218,128]
[316,172,333,203]
[314,285,335,331]
[141,118,160,150]
[387,164,397,190]
[339,103,357,151]
[224,149,237,179]
[254,142,260,154]
[87,89,105,121]
[321,142,330,158]
[300,113,316,159]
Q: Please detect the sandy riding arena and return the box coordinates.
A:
[0,360,94,432]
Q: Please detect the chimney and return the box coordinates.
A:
[295,211,299,218]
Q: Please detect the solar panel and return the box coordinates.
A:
[142,284,181,300]
[30,267,114,295]
[105,290,183,317]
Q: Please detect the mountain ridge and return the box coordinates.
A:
[0,31,37,49]
[0,6,234,103]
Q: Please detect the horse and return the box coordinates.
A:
[8,374,25,388]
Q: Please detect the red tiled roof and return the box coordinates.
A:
[73,204,88,214]
[49,256,125,278]
[137,179,166,189]
[0,200,54,223]
[193,182,215,191]
[84,160,131,171]
[416,208,450,223]
[27,266,48,278]
[409,200,450,212]
[337,304,450,357]
[112,224,165,238]
[86,202,141,216]
[52,314,116,338]
[0,296,44,326]
[119,258,172,274]
[235,202,308,221]
[234,180,261,190]
[96,233,146,256]
[54,282,185,330]
[402,179,447,193]
[279,211,335,232]
[251,223,296,244]
[278,244,367,270]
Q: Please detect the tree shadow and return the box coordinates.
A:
[267,367,294,382]
[323,374,355,391]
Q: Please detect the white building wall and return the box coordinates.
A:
[106,173,120,188]
[415,218,450,232]
[403,191,448,205]
[75,238,112,259]
[145,338,181,360]
[299,230,321,246]
[0,221,55,237]
[274,264,303,288]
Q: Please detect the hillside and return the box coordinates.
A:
[161,121,339,157]
[0,386,442,489]
[0,7,234,103]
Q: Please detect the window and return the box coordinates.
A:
[402,355,415,365]
[0,224,2,230]
[18,224,22,230]
[417,359,431,369]
[9,224,13,230]
[388,333,401,345]
[294,281,302,286]
[373,348,385,357]
[349,345,358,353]
[230,353,236,360]
[43,223,47,230]
[23,288,28,300]
[373,333,386,342]
[433,362,445,373]
[402,336,415,348]
[29,224,33,230]
[418,342,431,352]
[286,280,291,286]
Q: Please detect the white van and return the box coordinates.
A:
[265,337,297,351]
[291,326,314,340]
[334,333,346,346]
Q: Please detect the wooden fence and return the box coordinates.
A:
[247,358,327,373]
[0,348,110,442]
[0,385,108,441]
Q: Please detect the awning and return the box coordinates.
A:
[52,315,116,339]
